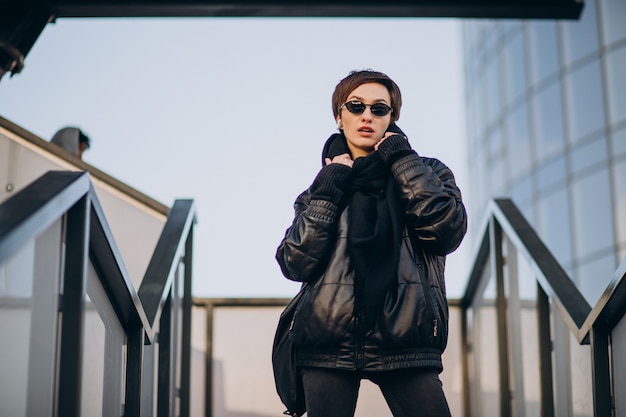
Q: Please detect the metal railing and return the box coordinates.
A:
[0,170,196,417]
[460,198,625,417]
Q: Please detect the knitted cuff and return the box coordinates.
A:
[377,134,415,166]
[309,163,352,203]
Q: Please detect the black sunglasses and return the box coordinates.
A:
[340,101,392,117]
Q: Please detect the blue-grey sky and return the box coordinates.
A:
[0,17,471,298]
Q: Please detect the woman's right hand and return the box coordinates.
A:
[324,153,353,168]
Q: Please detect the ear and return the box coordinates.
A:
[336,117,343,130]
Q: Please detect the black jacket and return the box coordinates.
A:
[276,135,467,372]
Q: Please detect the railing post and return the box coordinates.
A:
[536,283,555,417]
[460,307,471,417]
[158,295,172,417]
[180,226,194,417]
[590,320,612,417]
[490,218,512,417]
[125,326,145,417]
[56,194,90,417]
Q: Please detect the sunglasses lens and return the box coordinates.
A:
[345,101,366,114]
[342,101,392,116]
[371,104,391,116]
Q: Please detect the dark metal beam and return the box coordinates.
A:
[0,0,584,79]
[49,0,584,19]
[0,171,90,264]
[138,199,196,327]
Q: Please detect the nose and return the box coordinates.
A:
[361,107,373,120]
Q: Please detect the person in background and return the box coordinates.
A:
[50,126,91,159]
[275,69,467,417]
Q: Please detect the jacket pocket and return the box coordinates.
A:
[291,281,354,348]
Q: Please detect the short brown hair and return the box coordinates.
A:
[332,70,402,123]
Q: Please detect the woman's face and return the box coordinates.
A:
[336,82,392,159]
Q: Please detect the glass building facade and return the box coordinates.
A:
[461,0,626,307]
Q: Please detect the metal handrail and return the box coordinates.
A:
[0,170,196,416]
[88,181,152,335]
[0,171,90,264]
[0,169,197,338]
[461,198,624,416]
[462,198,610,343]
[138,199,196,327]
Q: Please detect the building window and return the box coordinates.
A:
[538,187,573,267]
[507,104,532,179]
[528,21,560,86]
[537,155,566,193]
[533,80,566,160]
[570,136,608,174]
[613,157,626,250]
[606,45,626,126]
[504,29,528,107]
[571,167,615,258]
[566,59,606,143]
[577,252,618,305]
[612,126,626,157]
[599,0,626,47]
[561,0,600,66]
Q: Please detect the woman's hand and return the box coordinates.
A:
[374,131,398,151]
[325,153,353,168]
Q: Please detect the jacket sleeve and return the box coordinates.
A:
[276,163,351,282]
[378,135,467,255]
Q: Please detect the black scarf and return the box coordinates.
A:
[322,133,403,330]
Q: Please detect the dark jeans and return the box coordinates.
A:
[301,367,451,417]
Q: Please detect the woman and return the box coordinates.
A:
[276,69,467,417]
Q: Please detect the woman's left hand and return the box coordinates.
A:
[374,131,397,151]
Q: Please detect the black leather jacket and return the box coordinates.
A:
[276,135,467,372]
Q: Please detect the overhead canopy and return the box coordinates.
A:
[0,0,584,79]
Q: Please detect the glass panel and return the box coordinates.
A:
[489,124,504,158]
[566,59,606,142]
[606,45,626,126]
[26,221,63,417]
[0,243,33,417]
[211,306,310,416]
[527,21,560,85]
[486,49,504,128]
[490,153,507,197]
[504,30,528,106]
[538,188,573,267]
[571,167,615,257]
[613,159,626,247]
[550,302,570,417]
[82,263,126,417]
[569,333,593,417]
[500,20,522,37]
[442,305,464,417]
[507,104,532,179]
[570,136,608,173]
[599,0,626,46]
[537,155,566,192]
[473,270,500,417]
[533,81,565,160]
[510,176,533,206]
[613,313,626,417]
[0,220,62,417]
[191,306,207,417]
[576,252,617,306]
[613,127,626,156]
[514,254,540,417]
[561,0,600,65]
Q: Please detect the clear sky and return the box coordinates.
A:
[0,17,472,298]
